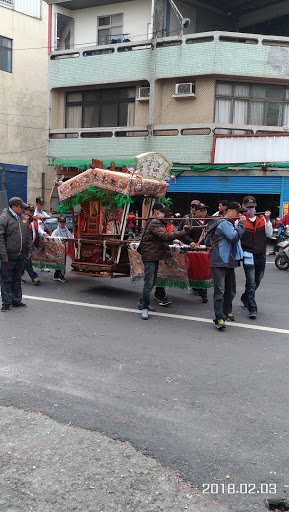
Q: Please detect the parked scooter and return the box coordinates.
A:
[275,225,289,270]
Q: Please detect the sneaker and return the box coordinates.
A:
[32,278,40,286]
[141,308,149,320]
[41,268,50,272]
[1,305,10,312]
[21,278,26,284]
[225,313,235,322]
[268,251,276,256]
[12,302,27,308]
[137,303,155,312]
[54,276,67,283]
[249,312,257,319]
[201,297,208,304]
[214,318,226,330]
[158,297,172,306]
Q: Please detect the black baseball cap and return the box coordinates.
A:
[58,216,66,222]
[36,196,45,204]
[153,202,172,213]
[190,200,200,207]
[9,197,29,209]
[242,196,257,207]
[196,203,209,210]
[25,204,35,211]
[227,202,247,213]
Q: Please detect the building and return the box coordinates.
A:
[47,0,289,218]
[0,0,51,203]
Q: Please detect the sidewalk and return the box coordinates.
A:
[0,406,230,512]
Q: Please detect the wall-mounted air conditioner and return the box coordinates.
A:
[138,87,150,99]
[175,82,195,96]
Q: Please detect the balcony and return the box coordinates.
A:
[49,31,289,89]
[49,123,289,164]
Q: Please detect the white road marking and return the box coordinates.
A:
[23,295,289,336]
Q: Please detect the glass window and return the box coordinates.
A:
[0,35,12,72]
[99,16,110,26]
[267,102,282,126]
[67,92,82,103]
[83,105,100,127]
[265,85,283,99]
[98,29,110,45]
[216,81,289,129]
[111,14,123,25]
[98,14,123,45]
[66,87,135,129]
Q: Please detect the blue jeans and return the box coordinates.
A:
[211,266,236,320]
[1,259,25,307]
[25,256,39,281]
[241,253,266,314]
[140,261,159,309]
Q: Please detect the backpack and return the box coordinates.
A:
[204,225,224,250]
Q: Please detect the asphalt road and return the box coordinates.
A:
[0,255,289,512]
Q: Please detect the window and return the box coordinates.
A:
[66,87,135,129]
[215,82,289,132]
[56,13,74,51]
[0,0,13,7]
[0,36,12,73]
[98,14,123,45]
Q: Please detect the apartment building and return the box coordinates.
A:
[47,0,289,217]
[0,0,51,203]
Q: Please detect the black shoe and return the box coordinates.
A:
[249,312,257,319]
[225,313,235,321]
[1,305,10,312]
[201,297,208,303]
[214,318,226,330]
[12,302,27,308]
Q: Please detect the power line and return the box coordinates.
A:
[0,121,44,129]
[0,112,46,117]
[0,145,46,154]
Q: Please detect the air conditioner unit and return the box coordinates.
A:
[139,87,150,99]
[175,82,195,95]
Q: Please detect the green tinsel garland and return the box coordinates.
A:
[57,187,133,213]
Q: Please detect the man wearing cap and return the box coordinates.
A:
[239,196,272,320]
[51,216,73,282]
[206,202,246,330]
[180,203,209,303]
[22,204,48,286]
[178,199,200,230]
[34,197,50,231]
[0,197,33,311]
[138,202,189,320]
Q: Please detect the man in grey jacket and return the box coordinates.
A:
[0,197,33,312]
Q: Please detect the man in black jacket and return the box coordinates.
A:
[0,197,33,312]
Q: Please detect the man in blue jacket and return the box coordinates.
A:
[206,202,247,330]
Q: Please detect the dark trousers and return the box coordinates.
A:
[1,259,25,308]
[155,286,166,300]
[211,266,236,320]
[140,261,159,309]
[241,253,266,314]
[25,256,38,281]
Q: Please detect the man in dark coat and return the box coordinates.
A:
[138,202,188,320]
[0,197,33,311]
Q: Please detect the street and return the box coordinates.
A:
[0,255,289,512]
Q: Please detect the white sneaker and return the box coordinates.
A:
[41,268,50,272]
[141,308,149,320]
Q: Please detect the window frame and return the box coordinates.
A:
[65,87,135,129]
[97,13,124,45]
[215,81,289,128]
[0,35,12,73]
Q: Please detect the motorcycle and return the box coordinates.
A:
[275,225,289,270]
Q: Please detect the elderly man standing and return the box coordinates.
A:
[0,197,33,312]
